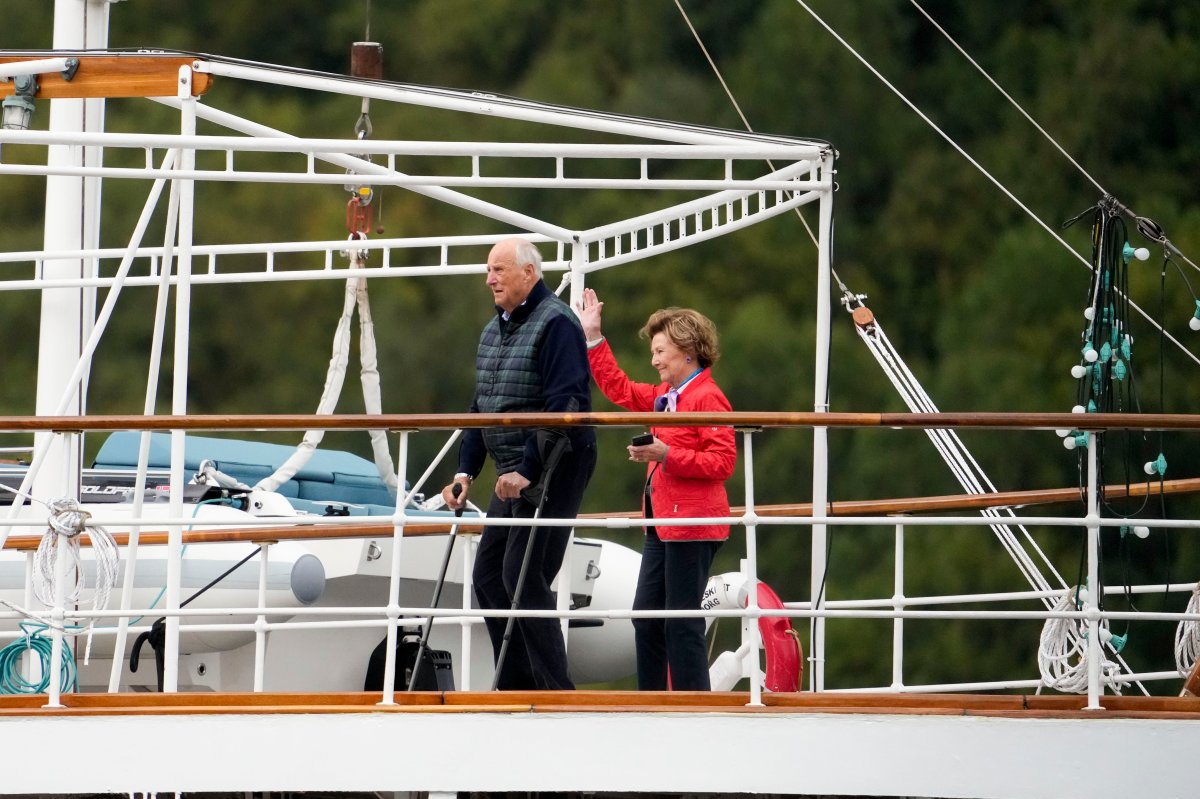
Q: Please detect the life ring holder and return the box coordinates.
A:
[703,571,803,692]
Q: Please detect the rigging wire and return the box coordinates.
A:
[910,0,1200,284]
[907,0,1106,197]
[789,0,1200,370]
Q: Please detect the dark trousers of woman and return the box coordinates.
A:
[472,441,596,690]
[632,525,721,691]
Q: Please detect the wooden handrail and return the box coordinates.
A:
[6,477,1197,551]
[0,410,1198,433]
[0,689,1197,719]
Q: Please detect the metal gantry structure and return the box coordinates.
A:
[0,47,836,699]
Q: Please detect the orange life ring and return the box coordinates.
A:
[702,572,803,691]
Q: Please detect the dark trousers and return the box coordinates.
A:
[632,525,721,691]
[473,441,596,690]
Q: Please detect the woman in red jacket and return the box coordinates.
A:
[578,288,736,690]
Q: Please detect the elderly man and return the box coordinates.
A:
[441,237,597,690]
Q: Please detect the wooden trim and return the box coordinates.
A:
[0,56,212,99]
[5,477,1197,551]
[0,690,1197,720]
[3,521,480,551]
[0,410,1198,433]
[758,476,1200,518]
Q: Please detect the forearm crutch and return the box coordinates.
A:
[491,431,571,690]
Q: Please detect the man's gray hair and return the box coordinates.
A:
[514,238,543,278]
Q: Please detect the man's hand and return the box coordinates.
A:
[442,479,470,511]
[495,471,531,500]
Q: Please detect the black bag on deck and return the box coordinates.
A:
[364,631,455,691]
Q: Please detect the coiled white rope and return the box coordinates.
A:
[1038,588,1122,694]
[1173,585,1200,676]
[32,498,120,663]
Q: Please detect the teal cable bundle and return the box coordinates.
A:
[0,623,77,695]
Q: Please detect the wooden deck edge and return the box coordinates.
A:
[1,690,1198,719]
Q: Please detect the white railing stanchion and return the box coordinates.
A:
[559,528,574,644]
[892,520,905,691]
[45,516,70,708]
[380,429,411,705]
[22,551,37,687]
[741,428,763,706]
[253,541,271,692]
[1086,432,1102,709]
[461,534,475,690]
[164,66,198,694]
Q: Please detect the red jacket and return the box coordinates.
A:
[588,339,736,541]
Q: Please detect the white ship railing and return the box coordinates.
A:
[0,412,1197,711]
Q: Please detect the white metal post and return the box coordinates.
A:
[1086,433,1102,708]
[164,67,198,693]
[568,237,586,310]
[46,476,75,707]
[892,521,905,690]
[742,429,763,706]
[78,1,110,417]
[380,430,411,705]
[107,167,183,692]
[809,151,835,691]
[556,237,586,646]
[253,542,271,692]
[22,552,37,687]
[461,535,475,690]
[558,532,574,643]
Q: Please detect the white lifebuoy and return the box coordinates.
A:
[703,571,802,692]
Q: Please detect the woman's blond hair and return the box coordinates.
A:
[639,307,720,368]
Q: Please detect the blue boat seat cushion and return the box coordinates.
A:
[93,432,398,507]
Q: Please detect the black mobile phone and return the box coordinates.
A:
[631,432,654,446]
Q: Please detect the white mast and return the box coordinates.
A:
[34,0,112,506]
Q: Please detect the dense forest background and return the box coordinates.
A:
[4,0,1200,691]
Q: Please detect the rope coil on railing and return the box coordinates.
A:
[1173,585,1200,676]
[1038,588,1122,694]
[0,622,77,695]
[33,498,119,637]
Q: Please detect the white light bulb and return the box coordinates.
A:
[1063,437,1077,450]
[1072,405,1086,414]
[1144,461,1156,475]
[1070,364,1087,378]
[1055,428,1070,438]
[1077,587,1090,603]
[1134,247,1150,261]
[1083,307,1095,321]
[1134,525,1150,539]
[1084,348,1098,363]
[1190,316,1200,332]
